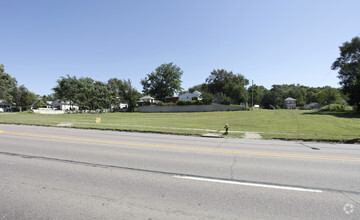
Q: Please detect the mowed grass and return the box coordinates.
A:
[0,110,360,142]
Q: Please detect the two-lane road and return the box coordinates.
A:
[0,124,359,219]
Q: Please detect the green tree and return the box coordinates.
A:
[206,69,249,104]
[331,36,360,110]
[53,75,80,107]
[11,85,37,110]
[108,78,141,112]
[224,74,249,104]
[76,77,95,110]
[315,87,343,106]
[201,92,214,105]
[220,95,231,105]
[36,100,48,108]
[248,85,268,106]
[141,63,183,101]
[188,83,209,93]
[123,81,141,112]
[206,69,233,95]
[0,64,17,103]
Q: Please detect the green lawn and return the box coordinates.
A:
[1,110,359,142]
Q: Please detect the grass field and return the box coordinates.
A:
[1,110,360,142]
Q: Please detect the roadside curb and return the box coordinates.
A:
[201,133,223,138]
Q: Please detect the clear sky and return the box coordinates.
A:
[1,0,360,96]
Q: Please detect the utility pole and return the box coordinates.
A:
[251,80,254,107]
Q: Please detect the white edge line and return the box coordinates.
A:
[173,175,322,193]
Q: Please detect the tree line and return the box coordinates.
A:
[0,64,38,110]
[53,76,140,112]
[1,36,359,111]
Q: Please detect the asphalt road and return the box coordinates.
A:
[0,124,359,219]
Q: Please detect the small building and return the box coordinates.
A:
[179,90,202,101]
[52,100,79,111]
[305,102,321,110]
[138,95,155,106]
[0,100,12,112]
[165,97,179,103]
[284,97,296,109]
[46,101,54,108]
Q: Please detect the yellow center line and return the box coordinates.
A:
[1,130,360,162]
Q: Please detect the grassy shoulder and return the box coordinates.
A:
[0,110,359,142]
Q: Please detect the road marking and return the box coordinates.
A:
[173,175,323,193]
[1,130,360,162]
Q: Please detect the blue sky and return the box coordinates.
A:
[1,0,359,96]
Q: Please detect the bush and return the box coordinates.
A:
[329,104,352,112]
[202,93,214,105]
[321,104,352,112]
[220,95,231,105]
[176,100,201,106]
[185,100,196,105]
[176,100,186,105]
[157,101,165,106]
[195,100,203,105]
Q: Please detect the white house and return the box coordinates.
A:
[52,100,79,111]
[0,100,11,112]
[179,90,202,101]
[284,97,296,109]
[138,95,155,106]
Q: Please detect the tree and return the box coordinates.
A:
[248,85,268,106]
[206,69,233,95]
[0,64,17,103]
[220,95,231,105]
[332,36,360,110]
[188,83,209,93]
[75,77,113,110]
[315,87,343,106]
[141,63,183,101]
[123,80,141,112]
[206,69,249,104]
[201,92,214,105]
[53,75,80,107]
[224,74,249,104]
[108,78,140,112]
[11,85,37,110]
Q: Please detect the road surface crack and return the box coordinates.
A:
[300,143,320,150]
[339,191,360,205]
[2,151,360,196]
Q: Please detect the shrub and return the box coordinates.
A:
[220,95,231,105]
[201,93,214,105]
[195,100,203,105]
[185,100,196,105]
[321,104,352,112]
[176,100,186,105]
[329,104,352,112]
[157,101,165,106]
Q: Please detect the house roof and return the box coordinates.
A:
[0,100,11,105]
[192,90,202,95]
[179,91,202,97]
[285,97,296,101]
[305,102,320,107]
[139,95,155,100]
